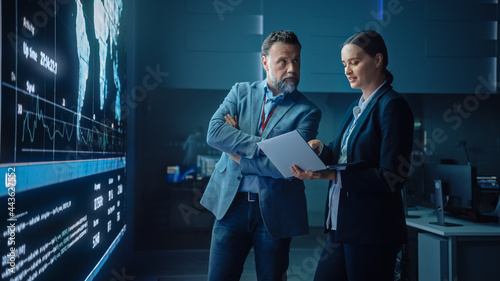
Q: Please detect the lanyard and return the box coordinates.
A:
[261,95,279,136]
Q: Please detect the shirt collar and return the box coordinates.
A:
[354,81,386,118]
[264,85,287,102]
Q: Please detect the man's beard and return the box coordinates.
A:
[269,68,299,94]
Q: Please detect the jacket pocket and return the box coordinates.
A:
[214,160,226,173]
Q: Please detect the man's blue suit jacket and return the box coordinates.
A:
[319,83,414,245]
[200,80,322,239]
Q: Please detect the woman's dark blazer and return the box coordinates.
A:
[320,83,414,245]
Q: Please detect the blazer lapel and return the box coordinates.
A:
[346,84,392,160]
[333,103,356,155]
[260,90,298,138]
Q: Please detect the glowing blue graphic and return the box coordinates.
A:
[94,0,123,115]
[379,0,383,20]
[94,0,109,110]
[108,0,123,124]
[113,50,121,123]
[76,0,90,140]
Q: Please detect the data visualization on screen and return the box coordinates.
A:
[1,0,128,280]
[1,0,125,163]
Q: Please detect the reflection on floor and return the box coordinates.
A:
[127,227,326,281]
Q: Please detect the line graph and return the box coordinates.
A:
[1,0,126,164]
[2,81,125,162]
[20,90,124,153]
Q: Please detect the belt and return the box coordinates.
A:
[237,192,258,202]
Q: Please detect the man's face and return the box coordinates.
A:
[262,42,301,95]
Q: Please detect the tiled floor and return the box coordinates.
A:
[126,225,417,281]
[126,228,327,281]
[128,248,322,281]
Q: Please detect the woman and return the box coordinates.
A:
[291,30,414,281]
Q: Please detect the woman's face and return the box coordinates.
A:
[341,43,381,94]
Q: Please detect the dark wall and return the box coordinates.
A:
[415,93,500,174]
[130,1,500,249]
[139,89,500,176]
[404,93,500,207]
[133,86,500,249]
[134,0,499,94]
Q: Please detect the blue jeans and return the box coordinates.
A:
[208,192,292,281]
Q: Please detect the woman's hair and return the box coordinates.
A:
[261,30,301,57]
[343,30,393,84]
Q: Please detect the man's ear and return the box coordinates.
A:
[262,55,269,72]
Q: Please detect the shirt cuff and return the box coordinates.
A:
[317,142,325,156]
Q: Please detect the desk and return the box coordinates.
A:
[406,208,500,281]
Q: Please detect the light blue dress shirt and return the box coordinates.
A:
[239,86,286,193]
[326,81,386,230]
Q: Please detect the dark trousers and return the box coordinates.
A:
[314,232,401,281]
[207,192,292,281]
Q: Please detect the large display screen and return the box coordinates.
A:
[1,0,127,280]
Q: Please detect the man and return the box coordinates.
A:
[200,30,322,281]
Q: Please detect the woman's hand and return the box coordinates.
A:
[308,139,324,155]
[225,114,239,129]
[290,165,337,181]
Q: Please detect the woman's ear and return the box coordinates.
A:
[375,53,383,69]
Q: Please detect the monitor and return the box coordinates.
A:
[429,179,461,226]
[197,155,219,179]
[1,0,127,280]
[424,164,475,216]
[476,176,500,216]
